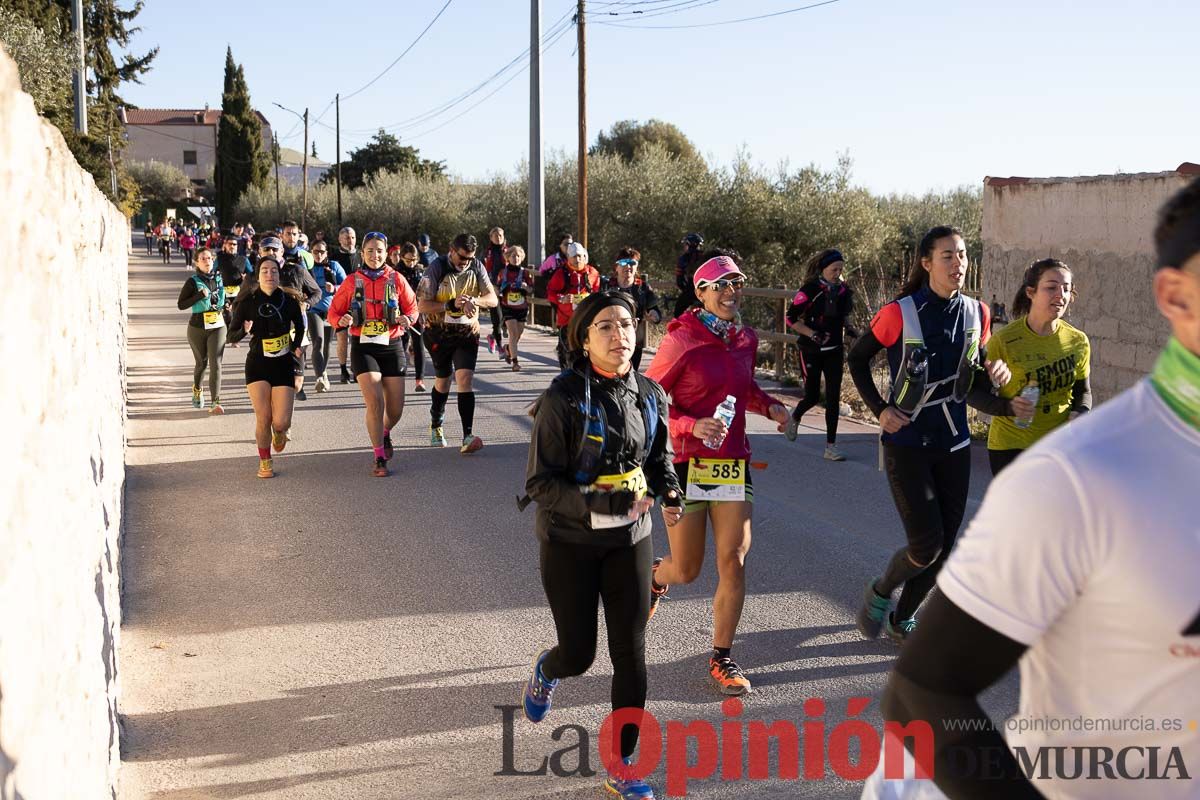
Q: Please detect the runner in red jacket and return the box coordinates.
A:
[645,252,791,697]
[328,231,419,477]
[546,242,600,369]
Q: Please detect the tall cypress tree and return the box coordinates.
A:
[214,48,268,227]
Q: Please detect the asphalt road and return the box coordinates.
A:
[118,245,1017,799]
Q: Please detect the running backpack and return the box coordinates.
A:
[889,294,982,419]
[351,272,402,327]
[516,371,660,512]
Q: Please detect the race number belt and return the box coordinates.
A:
[202,310,223,330]
[360,319,390,345]
[261,332,291,358]
[685,458,745,502]
[588,465,648,530]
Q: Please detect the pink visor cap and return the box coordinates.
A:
[693,255,746,288]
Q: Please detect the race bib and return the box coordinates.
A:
[261,332,291,358]
[360,319,390,345]
[570,292,590,307]
[685,459,745,502]
[506,291,527,307]
[445,308,471,325]
[588,466,648,530]
[202,310,224,330]
[225,284,240,298]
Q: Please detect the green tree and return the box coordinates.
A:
[127,160,190,204]
[1,0,158,214]
[320,129,445,189]
[0,7,73,112]
[214,47,269,227]
[591,119,701,163]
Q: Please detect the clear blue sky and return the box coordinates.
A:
[122,0,1199,195]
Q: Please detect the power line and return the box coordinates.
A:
[340,0,455,102]
[591,0,721,19]
[595,0,841,29]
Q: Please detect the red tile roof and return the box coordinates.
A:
[123,108,270,127]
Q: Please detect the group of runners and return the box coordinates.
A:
[167,177,1200,799]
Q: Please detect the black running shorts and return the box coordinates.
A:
[501,306,529,323]
[424,327,479,378]
[245,352,300,387]
[350,340,406,378]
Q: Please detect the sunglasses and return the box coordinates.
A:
[701,278,745,292]
[363,231,388,245]
[615,258,639,268]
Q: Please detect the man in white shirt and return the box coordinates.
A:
[878,176,1200,799]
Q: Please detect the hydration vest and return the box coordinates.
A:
[516,370,660,512]
[351,272,402,327]
[890,294,982,421]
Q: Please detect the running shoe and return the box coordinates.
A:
[373,457,389,478]
[297,388,308,401]
[708,655,752,696]
[257,458,273,479]
[315,375,330,393]
[431,426,447,447]
[209,402,224,415]
[499,345,509,362]
[340,366,351,384]
[604,758,656,799]
[648,557,668,622]
[414,380,426,392]
[824,444,846,461]
[512,361,521,372]
[192,386,203,409]
[383,433,394,460]
[856,580,891,640]
[884,613,918,645]
[784,414,799,441]
[271,429,290,453]
[522,649,559,723]
[487,333,496,354]
[461,434,484,455]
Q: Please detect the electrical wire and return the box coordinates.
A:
[595,0,841,29]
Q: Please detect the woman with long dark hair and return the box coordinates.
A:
[522,291,682,800]
[176,247,226,413]
[847,226,1011,644]
[784,248,859,460]
[984,258,1091,475]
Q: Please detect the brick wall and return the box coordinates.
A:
[0,47,128,799]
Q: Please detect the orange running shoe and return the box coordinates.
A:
[257,458,274,479]
[271,429,289,452]
[648,558,668,622]
[708,655,751,696]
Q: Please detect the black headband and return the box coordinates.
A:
[818,250,844,270]
[1158,224,1200,271]
[566,291,638,353]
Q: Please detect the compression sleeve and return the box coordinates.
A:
[883,592,1041,799]
[966,378,1012,416]
[1070,375,1092,414]
[847,330,889,418]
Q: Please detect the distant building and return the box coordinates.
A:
[120,107,273,190]
[275,146,331,187]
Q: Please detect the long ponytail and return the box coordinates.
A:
[897,225,963,299]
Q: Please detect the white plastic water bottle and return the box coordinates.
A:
[1014,378,1040,429]
[705,395,737,449]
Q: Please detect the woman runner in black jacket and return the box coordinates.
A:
[521,291,683,800]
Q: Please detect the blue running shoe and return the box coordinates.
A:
[522,649,559,723]
[885,613,918,645]
[604,758,655,799]
[856,579,891,640]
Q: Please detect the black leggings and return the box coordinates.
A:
[876,444,971,621]
[539,535,653,760]
[988,448,1022,476]
[556,326,569,370]
[305,312,329,378]
[791,348,844,443]
[489,307,504,346]
[403,327,424,380]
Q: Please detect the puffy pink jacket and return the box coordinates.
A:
[645,310,777,464]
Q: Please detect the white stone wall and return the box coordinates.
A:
[0,47,128,799]
[982,170,1195,401]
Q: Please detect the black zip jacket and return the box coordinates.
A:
[177,272,223,329]
[787,278,858,351]
[227,287,306,359]
[526,364,680,547]
[215,252,252,287]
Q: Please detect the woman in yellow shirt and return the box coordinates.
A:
[986,258,1092,474]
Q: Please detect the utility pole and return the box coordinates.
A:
[71,0,87,134]
[301,107,309,232]
[528,0,545,269]
[273,131,281,220]
[335,93,343,228]
[576,0,587,247]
